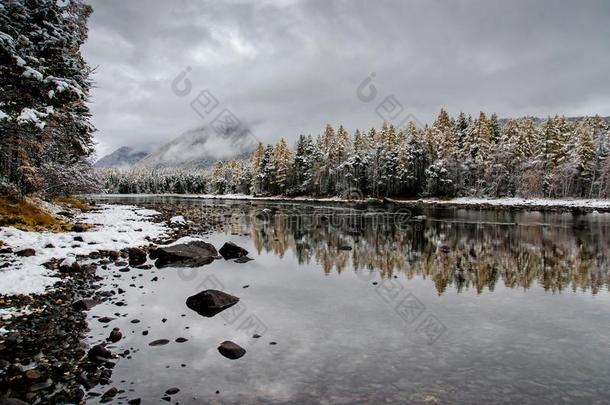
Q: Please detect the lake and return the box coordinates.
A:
[86,196,610,404]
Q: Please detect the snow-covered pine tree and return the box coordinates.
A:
[270,138,292,195]
[432,108,455,159]
[332,125,351,193]
[399,122,428,196]
[292,134,317,195]
[489,113,501,144]
[574,122,596,196]
[454,112,469,152]
[258,144,273,195]
[343,129,371,194]
[250,142,264,194]
[464,112,491,163]
[0,0,95,195]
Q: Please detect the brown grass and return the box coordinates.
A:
[0,196,69,231]
[51,196,92,212]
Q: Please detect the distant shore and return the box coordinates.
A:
[86,194,610,213]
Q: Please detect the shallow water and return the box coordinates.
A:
[87,197,610,404]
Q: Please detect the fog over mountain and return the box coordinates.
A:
[133,126,255,169]
[95,147,149,168]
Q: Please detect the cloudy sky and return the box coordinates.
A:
[82,0,610,158]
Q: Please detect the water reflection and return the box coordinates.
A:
[244,205,610,295]
[101,196,610,295]
[85,197,610,405]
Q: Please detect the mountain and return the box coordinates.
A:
[95,147,149,168]
[135,126,256,169]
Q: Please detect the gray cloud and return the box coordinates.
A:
[82,0,610,158]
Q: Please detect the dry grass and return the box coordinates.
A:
[0,196,69,231]
[51,196,92,212]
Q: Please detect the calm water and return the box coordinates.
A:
[87,197,610,404]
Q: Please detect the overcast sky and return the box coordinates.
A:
[82,0,610,158]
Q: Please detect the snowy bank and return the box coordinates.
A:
[87,193,610,211]
[0,204,167,296]
[414,197,610,211]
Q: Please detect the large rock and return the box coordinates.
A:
[72,298,100,311]
[87,344,113,362]
[127,247,147,266]
[16,248,36,257]
[219,242,248,260]
[152,241,218,268]
[185,289,239,317]
[217,341,246,360]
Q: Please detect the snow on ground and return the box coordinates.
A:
[91,193,610,210]
[419,197,610,210]
[0,204,167,296]
[92,193,350,203]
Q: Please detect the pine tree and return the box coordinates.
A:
[258,144,273,194]
[489,113,501,144]
[538,117,563,167]
[432,109,455,159]
[454,112,469,152]
[270,138,292,194]
[250,142,264,194]
[464,112,491,163]
[0,0,95,195]
[344,129,370,194]
[292,135,316,195]
[575,122,595,195]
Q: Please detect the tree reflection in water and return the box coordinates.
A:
[213,202,610,295]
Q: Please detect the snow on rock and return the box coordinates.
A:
[0,109,8,121]
[170,215,186,224]
[0,306,43,320]
[0,204,168,296]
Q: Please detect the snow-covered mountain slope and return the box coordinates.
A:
[95,146,149,168]
[134,127,255,169]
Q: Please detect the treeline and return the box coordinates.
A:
[250,112,610,199]
[102,112,610,199]
[99,161,252,195]
[0,0,97,196]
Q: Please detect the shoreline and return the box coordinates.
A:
[0,203,173,403]
[86,193,610,213]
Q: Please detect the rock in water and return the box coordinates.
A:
[219,242,248,260]
[128,247,147,266]
[148,339,170,347]
[72,298,100,311]
[88,344,113,362]
[217,341,246,359]
[108,328,122,343]
[185,289,239,317]
[153,241,218,268]
[101,387,118,402]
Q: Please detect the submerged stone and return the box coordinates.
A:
[185,289,239,317]
[217,341,246,359]
[152,241,218,268]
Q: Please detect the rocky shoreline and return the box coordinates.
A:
[0,199,249,404]
[0,203,175,403]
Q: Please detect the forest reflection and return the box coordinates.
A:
[212,203,610,295]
